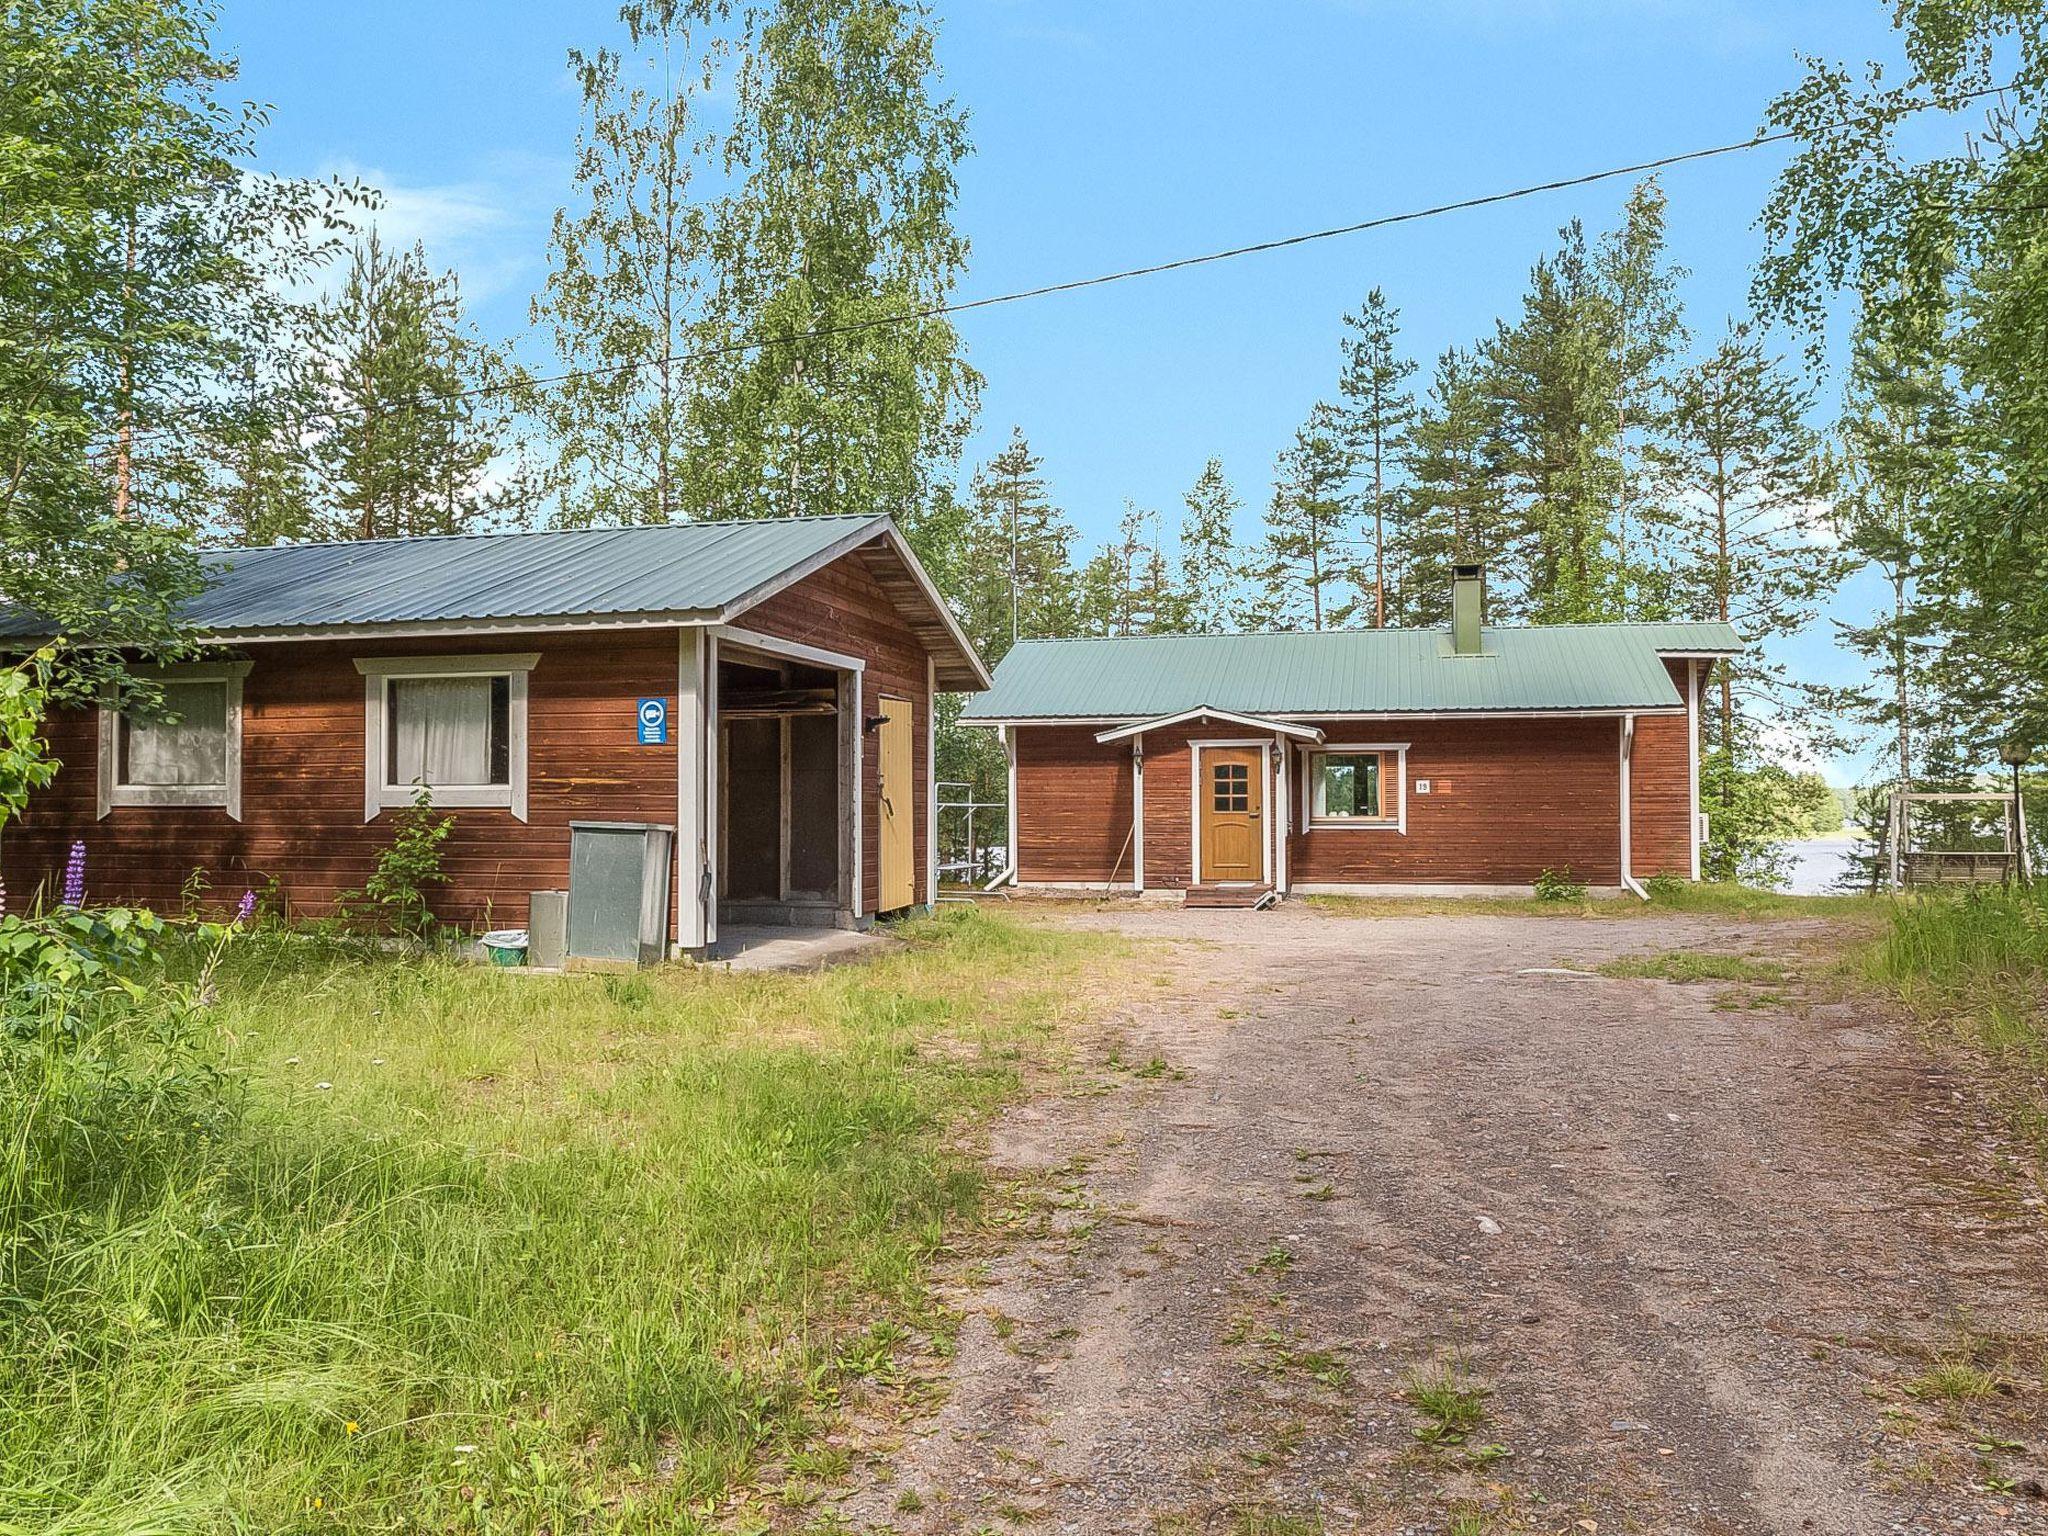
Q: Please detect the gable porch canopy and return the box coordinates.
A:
[1094,707,1326,745]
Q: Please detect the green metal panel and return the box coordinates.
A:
[0,515,885,639]
[568,822,674,966]
[959,622,1741,721]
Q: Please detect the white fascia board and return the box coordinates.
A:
[977,707,1686,729]
[1096,707,1325,744]
[710,624,865,675]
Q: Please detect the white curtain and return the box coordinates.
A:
[122,681,227,786]
[390,677,490,787]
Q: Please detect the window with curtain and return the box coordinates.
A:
[386,675,511,789]
[117,680,229,789]
[1310,751,1386,822]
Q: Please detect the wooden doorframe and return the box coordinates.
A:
[1189,738,1273,885]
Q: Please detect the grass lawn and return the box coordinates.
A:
[1301,880,1889,925]
[2,907,1113,1534]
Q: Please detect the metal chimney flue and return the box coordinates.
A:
[1451,563,1486,655]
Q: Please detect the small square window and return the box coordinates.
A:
[355,653,535,822]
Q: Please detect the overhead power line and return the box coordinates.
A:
[93,80,2021,460]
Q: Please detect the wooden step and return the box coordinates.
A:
[1183,884,1275,909]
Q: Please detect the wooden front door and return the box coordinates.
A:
[877,695,915,911]
[1199,747,1264,883]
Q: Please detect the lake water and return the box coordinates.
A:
[1783,835,1861,895]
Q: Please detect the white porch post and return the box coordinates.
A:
[1275,741,1290,895]
[926,656,938,910]
[1004,725,1019,886]
[1687,659,1702,881]
[676,626,712,954]
[1131,739,1145,892]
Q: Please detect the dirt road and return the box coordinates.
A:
[838,904,2048,1535]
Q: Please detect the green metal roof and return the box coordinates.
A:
[0,515,890,639]
[958,622,1739,721]
[0,512,994,689]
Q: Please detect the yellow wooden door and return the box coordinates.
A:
[877,696,915,911]
[1200,748,1263,882]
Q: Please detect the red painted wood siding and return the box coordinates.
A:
[1013,710,1700,888]
[1013,726,1135,884]
[6,629,679,926]
[1287,719,1625,885]
[1628,661,1697,879]
[713,544,933,912]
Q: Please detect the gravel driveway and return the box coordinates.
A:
[835,904,2048,1535]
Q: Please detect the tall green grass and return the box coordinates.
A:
[1866,884,2048,1059]
[1865,885,2048,1162]
[1,907,1106,1533]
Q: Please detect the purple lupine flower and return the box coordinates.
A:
[236,889,257,924]
[0,872,8,919]
[61,840,86,908]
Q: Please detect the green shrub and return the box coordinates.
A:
[1533,867,1588,902]
[339,786,453,941]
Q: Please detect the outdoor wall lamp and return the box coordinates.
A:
[863,713,889,735]
[2001,739,2032,886]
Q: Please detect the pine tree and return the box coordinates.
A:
[1832,304,1958,796]
[1246,408,1353,632]
[1660,323,1838,708]
[959,429,1082,660]
[303,233,515,540]
[1330,288,1416,627]
[1175,457,1244,632]
[1483,220,1623,625]
[1593,179,1688,615]
[210,343,318,547]
[1077,503,1179,637]
[1402,346,1510,625]
[1656,322,1845,879]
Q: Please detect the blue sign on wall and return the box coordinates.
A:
[636,697,669,745]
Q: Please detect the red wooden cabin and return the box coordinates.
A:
[964,568,1735,900]
[3,515,989,953]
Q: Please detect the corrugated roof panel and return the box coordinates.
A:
[0,516,887,637]
[959,622,1740,719]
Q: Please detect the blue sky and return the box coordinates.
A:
[217,0,1930,783]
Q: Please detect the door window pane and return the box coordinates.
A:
[1212,761,1249,812]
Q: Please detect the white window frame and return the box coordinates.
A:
[1301,742,1408,834]
[97,661,252,820]
[354,653,537,822]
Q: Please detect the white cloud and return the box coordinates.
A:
[312,155,564,312]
